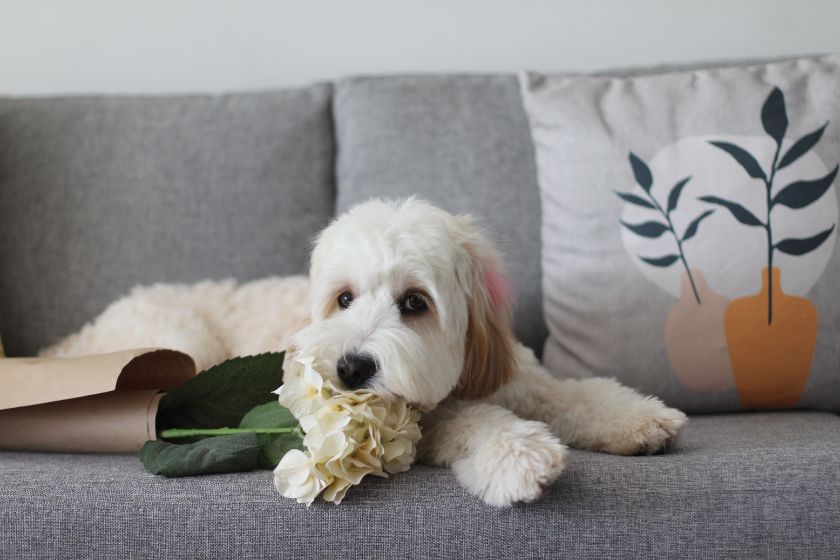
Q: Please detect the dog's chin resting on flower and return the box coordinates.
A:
[43,197,686,507]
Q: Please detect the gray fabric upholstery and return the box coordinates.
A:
[333,76,547,355]
[2,412,838,559]
[2,72,838,560]
[0,87,335,356]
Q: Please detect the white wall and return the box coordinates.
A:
[2,0,839,95]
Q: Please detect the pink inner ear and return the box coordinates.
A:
[484,264,513,308]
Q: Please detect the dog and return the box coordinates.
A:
[43,197,686,507]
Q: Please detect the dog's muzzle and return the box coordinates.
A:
[337,354,377,389]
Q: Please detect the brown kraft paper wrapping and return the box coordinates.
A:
[0,390,164,453]
[0,348,196,453]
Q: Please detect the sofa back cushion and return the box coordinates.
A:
[333,76,547,355]
[0,86,335,356]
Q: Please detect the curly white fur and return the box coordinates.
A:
[43,197,686,507]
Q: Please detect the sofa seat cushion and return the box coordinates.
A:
[2,411,838,559]
[0,87,335,356]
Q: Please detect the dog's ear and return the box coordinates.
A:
[451,218,516,400]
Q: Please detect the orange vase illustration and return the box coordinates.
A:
[724,268,818,409]
[666,269,734,393]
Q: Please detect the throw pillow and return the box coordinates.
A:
[520,54,839,413]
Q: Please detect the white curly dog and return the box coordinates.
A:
[44,197,686,507]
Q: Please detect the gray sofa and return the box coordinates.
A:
[1,75,839,559]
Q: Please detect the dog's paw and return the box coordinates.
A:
[452,420,568,507]
[551,378,687,456]
[606,403,686,455]
[592,398,687,456]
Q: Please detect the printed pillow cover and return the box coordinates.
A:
[520,55,839,413]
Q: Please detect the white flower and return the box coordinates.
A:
[273,449,329,506]
[300,411,352,463]
[320,471,353,504]
[274,356,332,418]
[380,400,422,473]
[273,357,423,504]
[323,425,386,483]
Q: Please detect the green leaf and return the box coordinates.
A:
[681,209,715,242]
[771,165,838,209]
[774,225,836,256]
[157,352,285,431]
[709,141,767,181]
[615,191,656,209]
[698,196,764,227]
[239,402,304,468]
[666,176,692,213]
[255,431,304,470]
[762,87,788,146]
[639,254,680,267]
[140,433,261,477]
[628,152,653,192]
[239,401,298,429]
[778,122,829,169]
[620,220,670,238]
[150,403,304,473]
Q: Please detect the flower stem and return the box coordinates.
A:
[160,427,303,439]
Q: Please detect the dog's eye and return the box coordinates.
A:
[337,291,354,309]
[399,293,428,316]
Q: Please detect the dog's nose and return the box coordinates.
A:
[336,354,377,389]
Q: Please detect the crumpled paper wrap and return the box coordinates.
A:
[0,349,195,453]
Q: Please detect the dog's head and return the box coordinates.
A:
[291,198,515,411]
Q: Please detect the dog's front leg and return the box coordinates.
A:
[491,346,687,455]
[417,400,568,507]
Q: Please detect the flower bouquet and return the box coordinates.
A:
[140,352,422,505]
[274,357,421,504]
